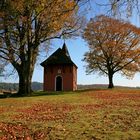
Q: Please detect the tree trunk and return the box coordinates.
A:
[16,47,38,96]
[108,73,114,88]
[18,70,32,96]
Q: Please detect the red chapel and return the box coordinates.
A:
[40,43,77,91]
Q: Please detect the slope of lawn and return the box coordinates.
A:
[0,88,140,140]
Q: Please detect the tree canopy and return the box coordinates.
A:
[0,0,86,95]
[83,15,140,88]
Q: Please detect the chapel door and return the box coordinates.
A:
[56,76,62,91]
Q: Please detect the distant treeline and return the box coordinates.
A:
[0,82,43,91]
[0,82,139,92]
[78,84,139,90]
[0,83,109,91]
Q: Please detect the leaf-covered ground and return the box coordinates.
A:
[0,88,140,140]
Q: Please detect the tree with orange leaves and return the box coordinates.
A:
[0,0,86,95]
[83,15,140,88]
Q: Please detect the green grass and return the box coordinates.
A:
[0,88,140,140]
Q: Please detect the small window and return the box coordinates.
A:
[58,69,61,74]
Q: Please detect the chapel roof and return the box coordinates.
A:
[40,43,77,68]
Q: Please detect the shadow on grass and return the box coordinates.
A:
[0,94,7,98]
[76,88,107,93]
[0,88,107,99]
[33,88,105,96]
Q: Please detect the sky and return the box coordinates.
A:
[1,0,140,87]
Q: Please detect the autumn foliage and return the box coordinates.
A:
[0,0,84,95]
[83,15,140,88]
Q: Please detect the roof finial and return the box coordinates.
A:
[62,35,65,43]
[62,42,71,59]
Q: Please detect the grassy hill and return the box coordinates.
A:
[0,88,140,139]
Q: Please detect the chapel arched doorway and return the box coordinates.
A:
[56,76,62,91]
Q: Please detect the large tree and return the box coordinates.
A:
[0,0,86,95]
[83,15,140,88]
